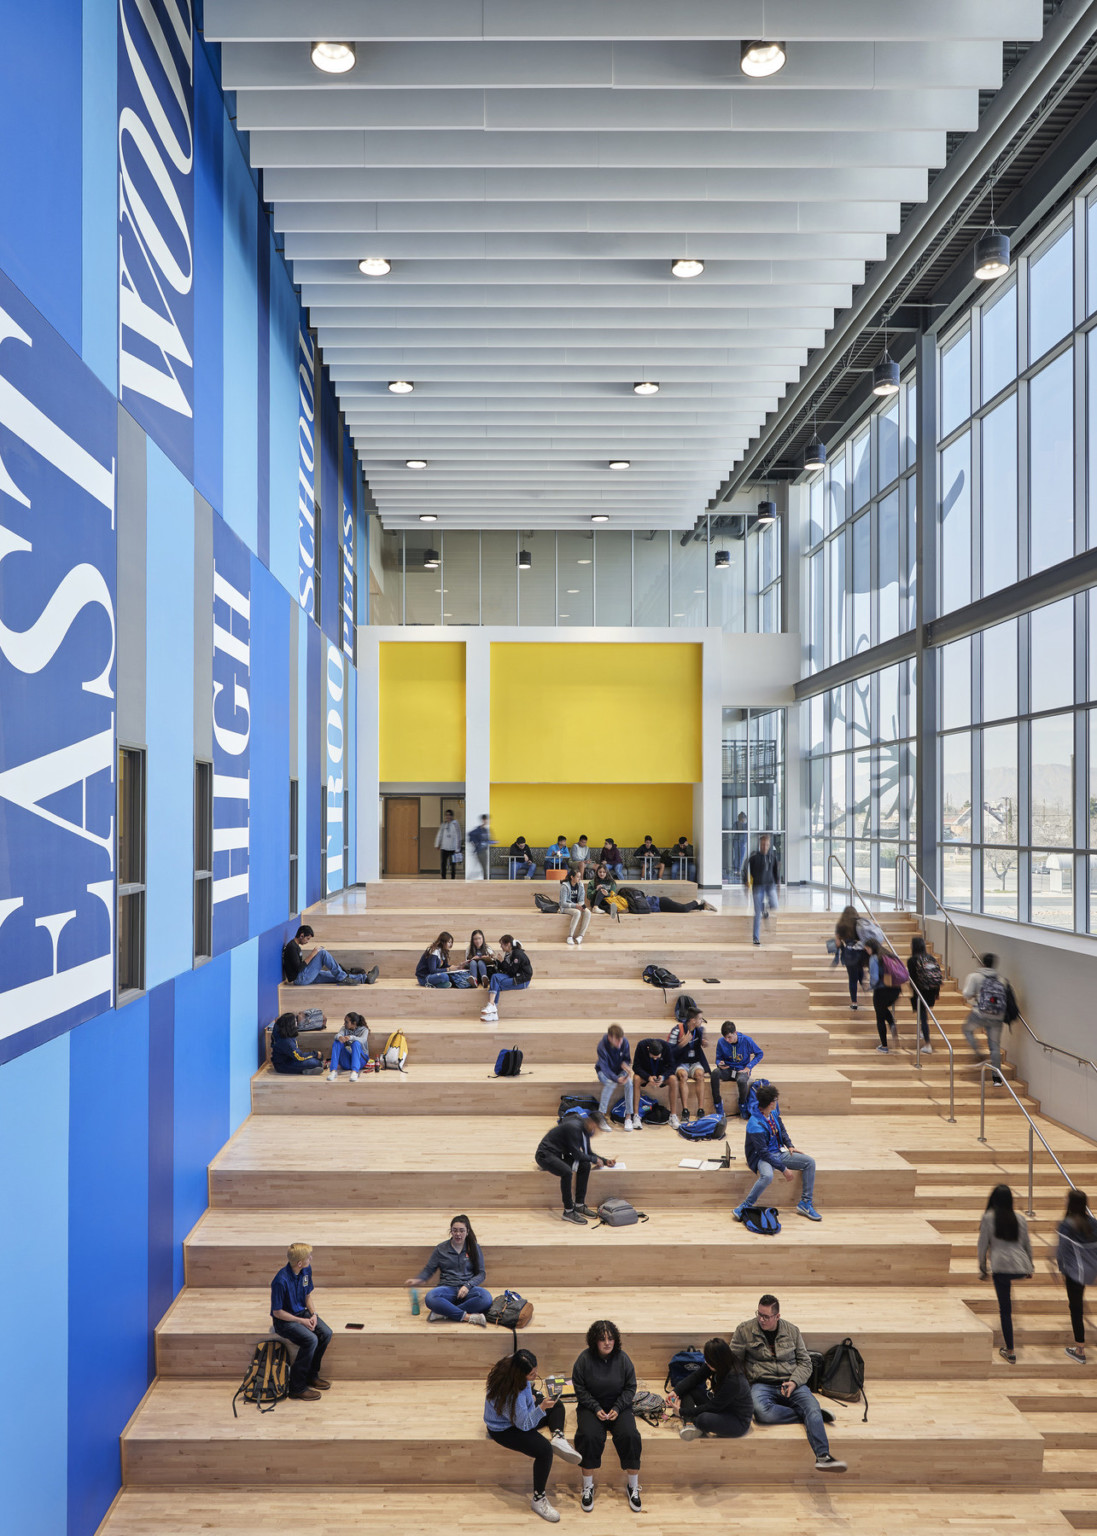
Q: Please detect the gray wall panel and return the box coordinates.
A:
[193,493,214,761]
[116,406,147,748]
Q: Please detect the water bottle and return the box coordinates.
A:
[410,1287,421,1316]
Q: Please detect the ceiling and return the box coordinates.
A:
[205,0,1046,530]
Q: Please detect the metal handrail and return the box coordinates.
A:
[826,853,955,1122]
[977,1062,1079,1218]
[895,854,1097,1079]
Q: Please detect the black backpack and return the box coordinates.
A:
[486,1289,534,1347]
[558,1093,600,1120]
[494,1047,523,1077]
[618,886,651,914]
[816,1337,868,1420]
[232,1339,290,1416]
[674,992,698,1024]
[911,953,942,991]
[642,964,681,999]
[534,893,560,913]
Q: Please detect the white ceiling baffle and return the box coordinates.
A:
[206,0,1044,530]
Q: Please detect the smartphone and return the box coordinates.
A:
[345,1322,365,1330]
[702,977,721,985]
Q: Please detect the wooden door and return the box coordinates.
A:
[384,797,420,876]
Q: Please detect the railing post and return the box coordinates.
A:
[1027,1124,1036,1217]
[978,1065,988,1143]
[947,1045,955,1123]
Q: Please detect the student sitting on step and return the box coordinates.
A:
[586,862,618,915]
[634,834,660,878]
[465,929,497,988]
[595,1024,634,1131]
[484,1347,581,1525]
[534,1115,615,1225]
[658,836,696,881]
[711,1020,764,1118]
[666,1336,753,1440]
[735,1083,821,1223]
[630,1035,675,1123]
[667,1009,711,1129]
[559,865,592,946]
[572,1319,644,1513]
[270,1242,333,1401]
[405,1213,492,1325]
[270,1013,324,1075]
[481,934,533,1020]
[328,1011,370,1081]
[730,1295,846,1472]
[282,924,377,987]
[416,931,460,988]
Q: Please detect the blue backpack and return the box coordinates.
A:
[675,1112,727,1141]
[740,1206,782,1236]
[664,1347,705,1392]
[742,1077,771,1120]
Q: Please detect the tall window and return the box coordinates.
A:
[194,760,213,961]
[117,746,146,996]
[289,778,299,914]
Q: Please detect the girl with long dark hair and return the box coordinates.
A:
[666,1337,753,1440]
[1057,1189,1097,1363]
[831,905,866,1009]
[484,1347,581,1522]
[405,1214,491,1324]
[466,929,496,988]
[978,1184,1034,1363]
[416,931,455,988]
[571,1320,643,1513]
[863,938,901,1052]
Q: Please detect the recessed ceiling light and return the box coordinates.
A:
[443,612,452,617]
[608,460,631,470]
[359,257,391,276]
[693,589,704,594]
[418,513,437,522]
[311,41,356,73]
[671,258,704,279]
[388,380,414,394]
[405,459,428,469]
[673,613,684,618]
[566,588,579,594]
[591,514,610,523]
[740,39,786,77]
[633,381,660,396]
[577,558,592,564]
[433,589,450,594]
[559,613,570,618]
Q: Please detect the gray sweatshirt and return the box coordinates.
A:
[412,1239,486,1289]
[978,1210,1033,1278]
[571,1348,636,1414]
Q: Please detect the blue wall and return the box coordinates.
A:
[0,5,362,1531]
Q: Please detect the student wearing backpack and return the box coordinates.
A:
[534,1115,615,1224]
[1057,1189,1097,1363]
[572,1319,644,1513]
[559,867,592,945]
[666,1336,753,1440]
[735,1083,821,1223]
[405,1214,492,1325]
[712,1020,765,1117]
[270,1242,333,1401]
[730,1295,846,1472]
[667,1009,710,1128]
[743,835,780,944]
[630,1036,675,1126]
[863,938,902,1052]
[595,1024,634,1130]
[328,1012,370,1080]
[962,953,1010,1083]
[270,1013,325,1075]
[484,1347,581,1524]
[907,936,942,1051]
[832,906,866,1009]
[978,1184,1034,1364]
[481,935,533,1021]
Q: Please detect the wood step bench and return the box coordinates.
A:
[311,911,756,943]
[308,939,794,979]
[120,1379,1044,1488]
[184,1207,954,1289]
[250,1061,854,1117]
[155,1285,992,1382]
[327,880,701,910]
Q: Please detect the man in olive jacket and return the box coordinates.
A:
[729,1294,846,1473]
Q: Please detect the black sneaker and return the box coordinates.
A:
[681,1109,691,1123]
[627,1484,642,1512]
[581,1487,594,1513]
[365,965,380,984]
[562,1208,588,1225]
[815,1454,847,1473]
[820,1407,835,1424]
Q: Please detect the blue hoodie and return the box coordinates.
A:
[716,1032,764,1073]
[744,1105,793,1173]
[596,1032,632,1078]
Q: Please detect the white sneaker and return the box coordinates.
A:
[349,1070,360,1082]
[669,1113,681,1129]
[531,1493,560,1523]
[922,1043,933,1054]
[466,1311,487,1327]
[551,1432,582,1464]
[623,1117,634,1131]
[631,1115,643,1130]
[327,1069,339,1081]
[566,936,575,946]
[481,1007,498,1020]
[575,935,584,946]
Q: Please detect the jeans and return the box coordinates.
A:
[272,1315,333,1394]
[424,1283,492,1321]
[536,1150,590,1210]
[331,1039,367,1072]
[418,972,451,988]
[567,907,592,941]
[750,1381,829,1458]
[488,975,529,1006]
[963,1013,1004,1071]
[741,1151,815,1210]
[468,958,490,983]
[605,861,625,880]
[294,948,348,985]
[440,849,457,878]
[671,858,696,881]
[546,856,569,872]
[712,1066,752,1112]
[751,883,779,942]
[993,1270,1028,1352]
[1066,1277,1086,1344]
[510,859,535,878]
[488,1399,565,1497]
[598,1071,634,1118]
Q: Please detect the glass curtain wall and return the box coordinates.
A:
[723,708,786,882]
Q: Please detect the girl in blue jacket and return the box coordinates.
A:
[484,1347,580,1522]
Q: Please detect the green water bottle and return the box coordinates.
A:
[410,1288,421,1316]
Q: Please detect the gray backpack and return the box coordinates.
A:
[595,1198,646,1228]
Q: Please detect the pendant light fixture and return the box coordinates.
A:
[974,176,1011,280]
[422,548,439,570]
[804,397,826,467]
[740,39,786,77]
[871,312,899,397]
[714,549,731,569]
[517,548,532,570]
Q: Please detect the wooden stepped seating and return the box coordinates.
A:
[97,1486,1091,1536]
[312,910,755,942]
[120,1378,1044,1488]
[208,1113,918,1210]
[183,1207,954,1288]
[250,1060,854,1116]
[308,939,795,978]
[338,879,701,910]
[154,1285,992,1382]
[264,1015,832,1064]
[279,975,809,1020]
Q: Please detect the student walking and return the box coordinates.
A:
[1057,1189,1097,1363]
[735,1083,821,1223]
[863,938,901,1052]
[481,935,532,1020]
[405,1214,492,1324]
[465,930,497,988]
[907,935,942,1051]
[434,808,463,878]
[831,905,866,1010]
[534,1115,614,1225]
[572,1320,644,1513]
[743,835,780,944]
[595,1024,634,1129]
[711,1020,765,1118]
[978,1184,1034,1364]
[962,953,1013,1084]
[328,1012,370,1080]
[270,1242,333,1401]
[484,1347,582,1523]
[468,815,492,880]
[666,1337,753,1440]
[559,866,592,945]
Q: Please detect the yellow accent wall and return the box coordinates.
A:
[491,783,694,849]
[379,642,465,781]
[490,642,701,783]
